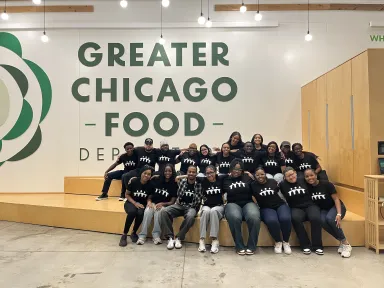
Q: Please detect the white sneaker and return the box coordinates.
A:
[274,242,283,254]
[341,244,352,258]
[167,238,175,250]
[315,249,324,255]
[153,237,162,245]
[303,248,311,255]
[175,238,182,249]
[337,243,343,254]
[283,242,292,255]
[211,240,219,254]
[136,238,145,245]
[198,239,206,252]
[118,197,125,201]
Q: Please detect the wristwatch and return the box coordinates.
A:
[336,213,342,216]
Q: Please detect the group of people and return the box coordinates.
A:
[97,132,352,258]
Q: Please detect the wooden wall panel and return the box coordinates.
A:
[352,52,371,188]
[301,82,315,150]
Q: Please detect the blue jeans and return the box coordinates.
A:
[225,202,261,251]
[102,170,126,196]
[260,204,291,242]
[320,203,347,241]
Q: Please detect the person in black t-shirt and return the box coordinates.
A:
[175,143,200,175]
[198,144,216,176]
[155,140,182,174]
[137,164,177,245]
[280,167,323,255]
[261,141,286,183]
[121,138,157,201]
[215,143,235,175]
[292,143,328,181]
[223,159,260,256]
[97,142,137,201]
[234,142,261,174]
[280,141,296,169]
[251,167,292,255]
[304,169,352,258]
[250,133,268,158]
[119,165,154,247]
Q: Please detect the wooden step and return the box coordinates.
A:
[0,193,365,247]
[64,176,122,197]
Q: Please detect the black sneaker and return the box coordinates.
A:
[119,235,128,247]
[96,193,108,201]
[130,233,139,243]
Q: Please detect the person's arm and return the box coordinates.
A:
[104,159,120,179]
[155,197,177,210]
[230,149,239,153]
[146,195,154,209]
[331,193,343,228]
[125,190,144,209]
[315,163,322,174]
[176,175,188,183]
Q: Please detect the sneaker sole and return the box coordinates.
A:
[198,248,206,253]
[96,198,108,201]
[167,246,174,250]
[211,250,219,254]
[246,252,255,255]
[175,246,183,249]
[315,252,324,255]
[303,251,311,255]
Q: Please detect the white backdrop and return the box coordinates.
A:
[0,0,384,192]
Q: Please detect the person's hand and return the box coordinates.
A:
[151,175,159,180]
[155,203,164,210]
[135,202,144,209]
[180,150,185,155]
[245,171,255,180]
[147,202,154,209]
[128,177,137,185]
[104,172,108,180]
[335,214,342,228]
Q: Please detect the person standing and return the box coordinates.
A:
[280,141,296,169]
[215,143,235,175]
[250,133,268,158]
[198,144,216,177]
[280,167,323,255]
[260,141,286,183]
[97,142,137,201]
[251,167,292,254]
[234,142,261,174]
[304,169,352,258]
[175,143,200,175]
[155,141,182,174]
[160,166,203,250]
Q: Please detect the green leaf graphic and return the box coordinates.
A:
[0,65,29,97]
[8,126,42,162]
[0,32,22,57]
[3,100,33,140]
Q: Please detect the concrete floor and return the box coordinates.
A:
[0,221,383,288]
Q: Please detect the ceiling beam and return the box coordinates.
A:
[215,4,384,12]
[4,5,94,13]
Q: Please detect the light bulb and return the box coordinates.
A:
[120,0,128,8]
[33,0,42,4]
[162,0,170,7]
[254,12,262,21]
[305,32,313,42]
[159,36,165,45]
[205,19,212,28]
[198,15,206,25]
[41,33,49,43]
[1,12,9,20]
[240,4,247,13]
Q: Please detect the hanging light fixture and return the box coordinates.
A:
[254,0,262,21]
[120,0,128,8]
[240,1,247,13]
[162,0,170,8]
[158,2,165,45]
[41,0,49,42]
[205,0,212,28]
[305,0,312,41]
[32,0,41,4]
[197,0,206,25]
[1,0,9,21]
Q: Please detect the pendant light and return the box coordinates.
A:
[305,0,312,41]
[205,0,212,27]
[254,0,262,21]
[1,0,9,21]
[120,0,128,8]
[240,1,247,13]
[198,0,206,25]
[162,0,170,8]
[158,2,165,45]
[33,0,41,4]
[41,0,49,42]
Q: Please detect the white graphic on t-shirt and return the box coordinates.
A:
[201,159,211,165]
[155,188,169,198]
[159,156,171,162]
[229,181,246,189]
[259,188,275,196]
[219,162,230,168]
[285,158,293,164]
[242,157,254,163]
[265,160,278,167]
[124,161,136,167]
[133,190,147,198]
[299,163,311,170]
[183,158,196,165]
[312,192,326,200]
[206,186,221,195]
[184,190,194,197]
[288,186,306,196]
[140,156,151,164]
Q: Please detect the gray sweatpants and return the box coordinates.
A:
[200,205,224,239]
[160,203,197,240]
[138,207,162,239]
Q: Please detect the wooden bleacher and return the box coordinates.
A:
[0,177,365,247]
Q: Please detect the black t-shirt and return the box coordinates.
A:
[135,147,157,169]
[178,153,200,174]
[150,177,177,204]
[223,175,253,205]
[117,153,137,173]
[179,183,196,205]
[215,153,235,174]
[228,141,244,150]
[254,144,268,158]
[127,178,153,205]
[283,151,296,169]
[200,177,224,208]
[261,155,285,175]
[234,150,260,174]
[156,149,180,172]
[294,152,319,172]
[280,180,313,209]
[251,178,285,209]
[308,180,337,210]
[199,155,215,174]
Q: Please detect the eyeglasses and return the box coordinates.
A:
[206,171,215,175]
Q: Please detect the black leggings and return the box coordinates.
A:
[123,202,145,234]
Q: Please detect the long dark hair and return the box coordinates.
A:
[160,164,176,183]
[139,165,154,182]
[267,141,281,158]
[199,144,212,157]
[251,133,264,147]
[227,131,243,146]
[229,158,244,175]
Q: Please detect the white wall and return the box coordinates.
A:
[0,0,384,192]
